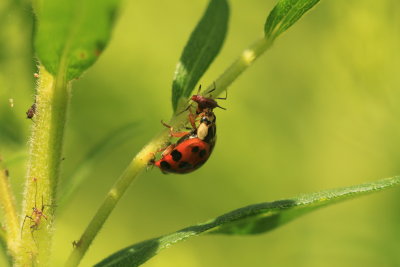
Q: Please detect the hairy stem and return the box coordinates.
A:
[64,36,276,267]
[17,65,70,266]
[0,168,19,258]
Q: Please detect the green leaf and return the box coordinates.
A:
[95,176,400,267]
[171,0,229,112]
[264,0,320,40]
[33,0,120,80]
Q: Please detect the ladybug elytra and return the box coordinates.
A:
[154,109,217,174]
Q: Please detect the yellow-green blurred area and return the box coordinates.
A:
[1,0,400,266]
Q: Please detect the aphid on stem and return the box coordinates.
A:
[26,103,37,120]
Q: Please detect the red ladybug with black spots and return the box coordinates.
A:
[154,109,216,174]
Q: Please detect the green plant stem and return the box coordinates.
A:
[64,36,276,267]
[17,65,71,266]
[64,127,171,267]
[0,168,19,258]
[206,37,273,96]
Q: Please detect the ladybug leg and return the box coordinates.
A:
[188,109,197,130]
[160,120,190,138]
[160,144,176,158]
[170,131,190,138]
[156,142,171,153]
[147,142,174,170]
[148,141,171,161]
[147,154,156,170]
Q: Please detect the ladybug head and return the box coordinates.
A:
[199,109,215,124]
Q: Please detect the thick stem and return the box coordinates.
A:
[17,65,70,266]
[0,168,19,258]
[64,36,275,267]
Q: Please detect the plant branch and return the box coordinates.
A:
[205,37,273,97]
[17,65,71,266]
[0,168,19,258]
[64,127,171,267]
[64,36,276,267]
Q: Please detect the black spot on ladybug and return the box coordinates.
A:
[199,149,207,158]
[160,161,171,169]
[171,150,182,162]
[191,146,199,153]
[178,161,191,169]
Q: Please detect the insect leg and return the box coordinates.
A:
[160,120,190,138]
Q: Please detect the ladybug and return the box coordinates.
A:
[154,109,216,174]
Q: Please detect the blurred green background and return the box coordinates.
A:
[1,0,400,266]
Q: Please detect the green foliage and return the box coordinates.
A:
[265,0,320,40]
[0,110,24,147]
[171,0,229,112]
[33,0,120,80]
[95,176,400,267]
[1,0,399,266]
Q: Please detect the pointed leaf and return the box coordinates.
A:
[171,0,229,112]
[264,0,320,40]
[34,0,121,80]
[95,176,400,267]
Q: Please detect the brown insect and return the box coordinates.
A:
[72,239,82,248]
[179,83,227,124]
[26,103,37,119]
[21,178,50,243]
[190,83,227,114]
